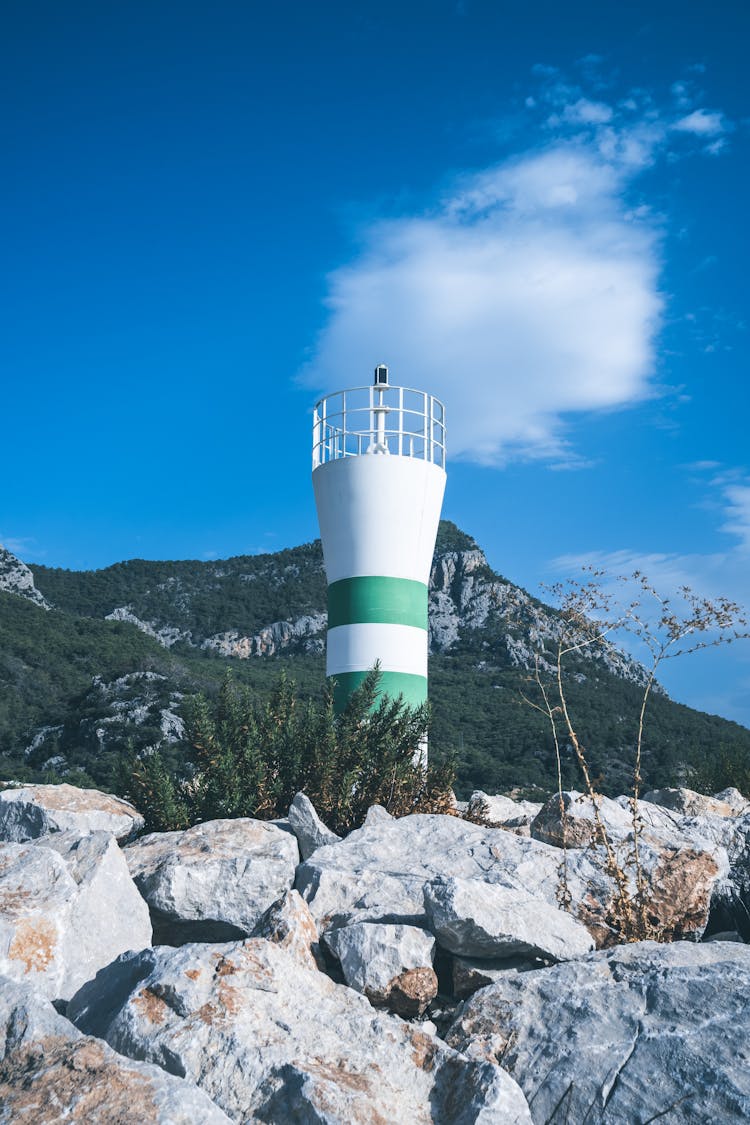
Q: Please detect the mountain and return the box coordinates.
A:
[0,523,748,797]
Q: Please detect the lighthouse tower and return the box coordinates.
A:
[312,365,447,715]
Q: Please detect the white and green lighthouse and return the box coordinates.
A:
[312,365,447,715]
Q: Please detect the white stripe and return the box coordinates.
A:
[326,622,428,678]
[313,455,446,584]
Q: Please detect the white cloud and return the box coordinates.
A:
[302,71,730,466]
[673,109,727,136]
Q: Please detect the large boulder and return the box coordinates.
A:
[0,975,231,1123]
[447,940,750,1124]
[288,792,341,859]
[68,938,532,1123]
[295,812,725,948]
[0,831,151,1000]
[250,889,322,970]
[323,922,437,1016]
[124,818,299,944]
[452,955,540,1000]
[424,877,594,961]
[643,786,750,818]
[0,783,144,843]
[468,792,542,830]
[531,790,633,848]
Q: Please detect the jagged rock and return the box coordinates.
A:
[468,792,542,829]
[0,975,230,1123]
[68,938,532,1123]
[124,818,298,944]
[201,612,327,658]
[452,955,540,1000]
[288,792,341,860]
[250,889,322,970]
[424,877,594,961]
[363,803,393,826]
[0,832,151,1000]
[531,790,633,848]
[295,812,725,949]
[447,940,750,1124]
[323,922,437,1016]
[643,786,750,818]
[0,547,49,609]
[0,783,144,844]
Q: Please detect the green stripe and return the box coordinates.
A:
[330,670,428,714]
[327,576,428,630]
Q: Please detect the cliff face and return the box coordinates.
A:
[0,547,49,609]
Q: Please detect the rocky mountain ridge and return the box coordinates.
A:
[2,523,749,797]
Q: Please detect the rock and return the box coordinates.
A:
[452,955,540,1000]
[531,790,633,848]
[363,803,393,826]
[468,792,542,829]
[0,975,231,1123]
[295,812,724,948]
[288,792,341,860]
[323,922,437,1016]
[0,831,151,1000]
[0,547,50,608]
[250,889,322,970]
[69,938,532,1123]
[424,877,594,961]
[0,783,144,844]
[447,940,750,1124]
[714,787,750,814]
[124,817,298,944]
[643,786,750,818]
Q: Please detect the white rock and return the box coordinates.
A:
[531,790,633,848]
[295,812,727,949]
[364,803,394,826]
[0,975,231,1123]
[452,955,540,999]
[288,792,341,860]
[124,818,299,944]
[0,832,151,1000]
[643,786,750,818]
[0,783,144,843]
[469,792,542,828]
[324,922,437,1015]
[424,877,594,961]
[250,889,322,970]
[447,940,750,1124]
[69,938,532,1123]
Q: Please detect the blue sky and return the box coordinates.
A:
[2,1,749,724]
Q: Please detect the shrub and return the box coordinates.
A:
[127,666,456,834]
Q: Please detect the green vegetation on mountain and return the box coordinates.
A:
[0,522,748,799]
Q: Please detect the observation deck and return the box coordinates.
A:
[312,383,446,470]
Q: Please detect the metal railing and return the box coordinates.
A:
[312,385,446,469]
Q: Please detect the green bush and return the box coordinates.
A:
[128,667,456,834]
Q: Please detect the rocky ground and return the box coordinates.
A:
[1,781,749,1122]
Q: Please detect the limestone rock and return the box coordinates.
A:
[0,783,144,844]
[643,786,750,818]
[531,790,633,848]
[424,877,594,961]
[363,803,393,826]
[288,792,341,860]
[0,975,231,1123]
[323,922,437,1015]
[0,832,151,1000]
[295,812,724,948]
[452,955,540,1000]
[468,792,542,829]
[447,940,750,1124]
[69,938,532,1123]
[0,547,50,609]
[250,889,322,970]
[124,818,299,944]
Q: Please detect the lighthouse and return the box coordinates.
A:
[312,365,447,716]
